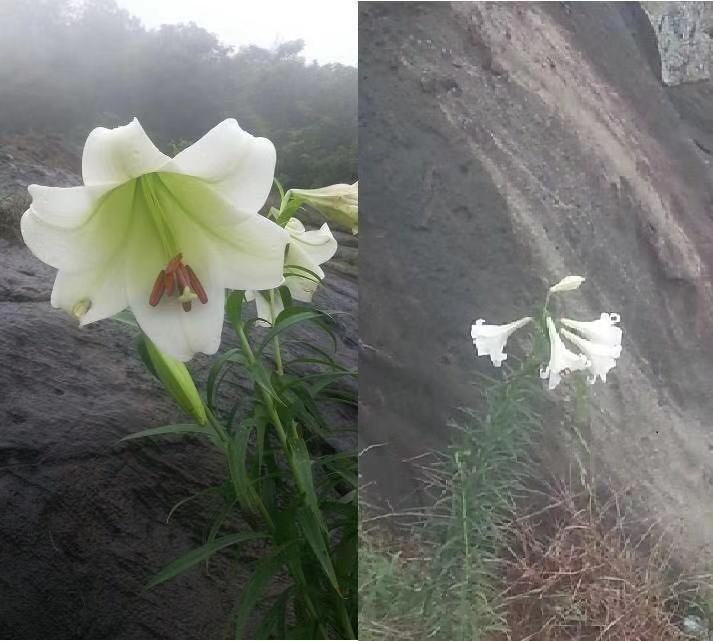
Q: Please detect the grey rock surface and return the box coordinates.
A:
[359,2,713,565]
[642,1,713,86]
[0,142,357,638]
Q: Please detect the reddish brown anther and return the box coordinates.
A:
[164,271,176,297]
[147,254,208,312]
[185,265,208,304]
[176,264,190,292]
[149,270,166,307]
[165,253,183,274]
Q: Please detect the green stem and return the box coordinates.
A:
[236,325,300,478]
[235,318,338,638]
[270,291,284,376]
[206,408,275,531]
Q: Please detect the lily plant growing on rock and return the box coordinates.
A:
[471,275,622,390]
[22,118,358,639]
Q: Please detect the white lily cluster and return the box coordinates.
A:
[21,118,346,361]
[471,276,622,390]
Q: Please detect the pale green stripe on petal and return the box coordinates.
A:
[125,201,225,362]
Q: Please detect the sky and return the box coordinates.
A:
[114,0,357,66]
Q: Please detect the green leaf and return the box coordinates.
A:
[234,543,295,638]
[253,586,292,640]
[283,339,339,362]
[289,437,322,522]
[277,284,293,310]
[166,487,220,523]
[206,498,237,551]
[296,506,340,593]
[321,454,358,489]
[256,308,336,356]
[283,263,323,285]
[206,347,243,411]
[245,360,283,404]
[229,424,262,515]
[273,178,285,201]
[112,309,139,329]
[136,335,159,379]
[146,531,266,589]
[120,423,213,442]
[276,197,302,227]
[333,527,357,583]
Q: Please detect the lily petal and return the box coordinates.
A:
[167,118,276,214]
[561,327,621,384]
[541,317,589,390]
[27,184,112,230]
[284,243,325,302]
[560,313,622,348]
[51,257,128,325]
[280,218,336,302]
[82,118,170,186]
[153,171,260,228]
[286,219,338,266]
[214,214,289,291]
[21,179,136,273]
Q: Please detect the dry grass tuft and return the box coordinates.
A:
[498,482,690,641]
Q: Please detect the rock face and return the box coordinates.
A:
[642,1,713,86]
[359,2,713,565]
[0,142,357,637]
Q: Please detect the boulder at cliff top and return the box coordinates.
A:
[359,2,713,565]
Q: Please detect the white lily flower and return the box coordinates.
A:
[549,275,585,294]
[289,182,358,234]
[540,317,590,390]
[246,217,337,326]
[21,118,289,361]
[471,316,532,367]
[560,313,622,349]
[560,328,621,384]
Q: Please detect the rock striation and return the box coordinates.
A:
[360,1,713,565]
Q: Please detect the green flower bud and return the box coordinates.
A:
[142,336,207,425]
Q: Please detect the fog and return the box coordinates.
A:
[0,0,357,187]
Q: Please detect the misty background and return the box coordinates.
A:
[0,0,357,188]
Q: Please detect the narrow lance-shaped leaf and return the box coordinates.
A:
[296,506,341,593]
[146,531,266,589]
[234,543,295,638]
[120,423,214,442]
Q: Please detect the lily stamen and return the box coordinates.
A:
[185,265,208,304]
[165,253,183,274]
[149,270,167,307]
[164,271,176,297]
[149,254,207,312]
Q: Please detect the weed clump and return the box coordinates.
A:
[500,483,692,641]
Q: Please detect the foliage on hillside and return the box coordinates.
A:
[0,0,357,188]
